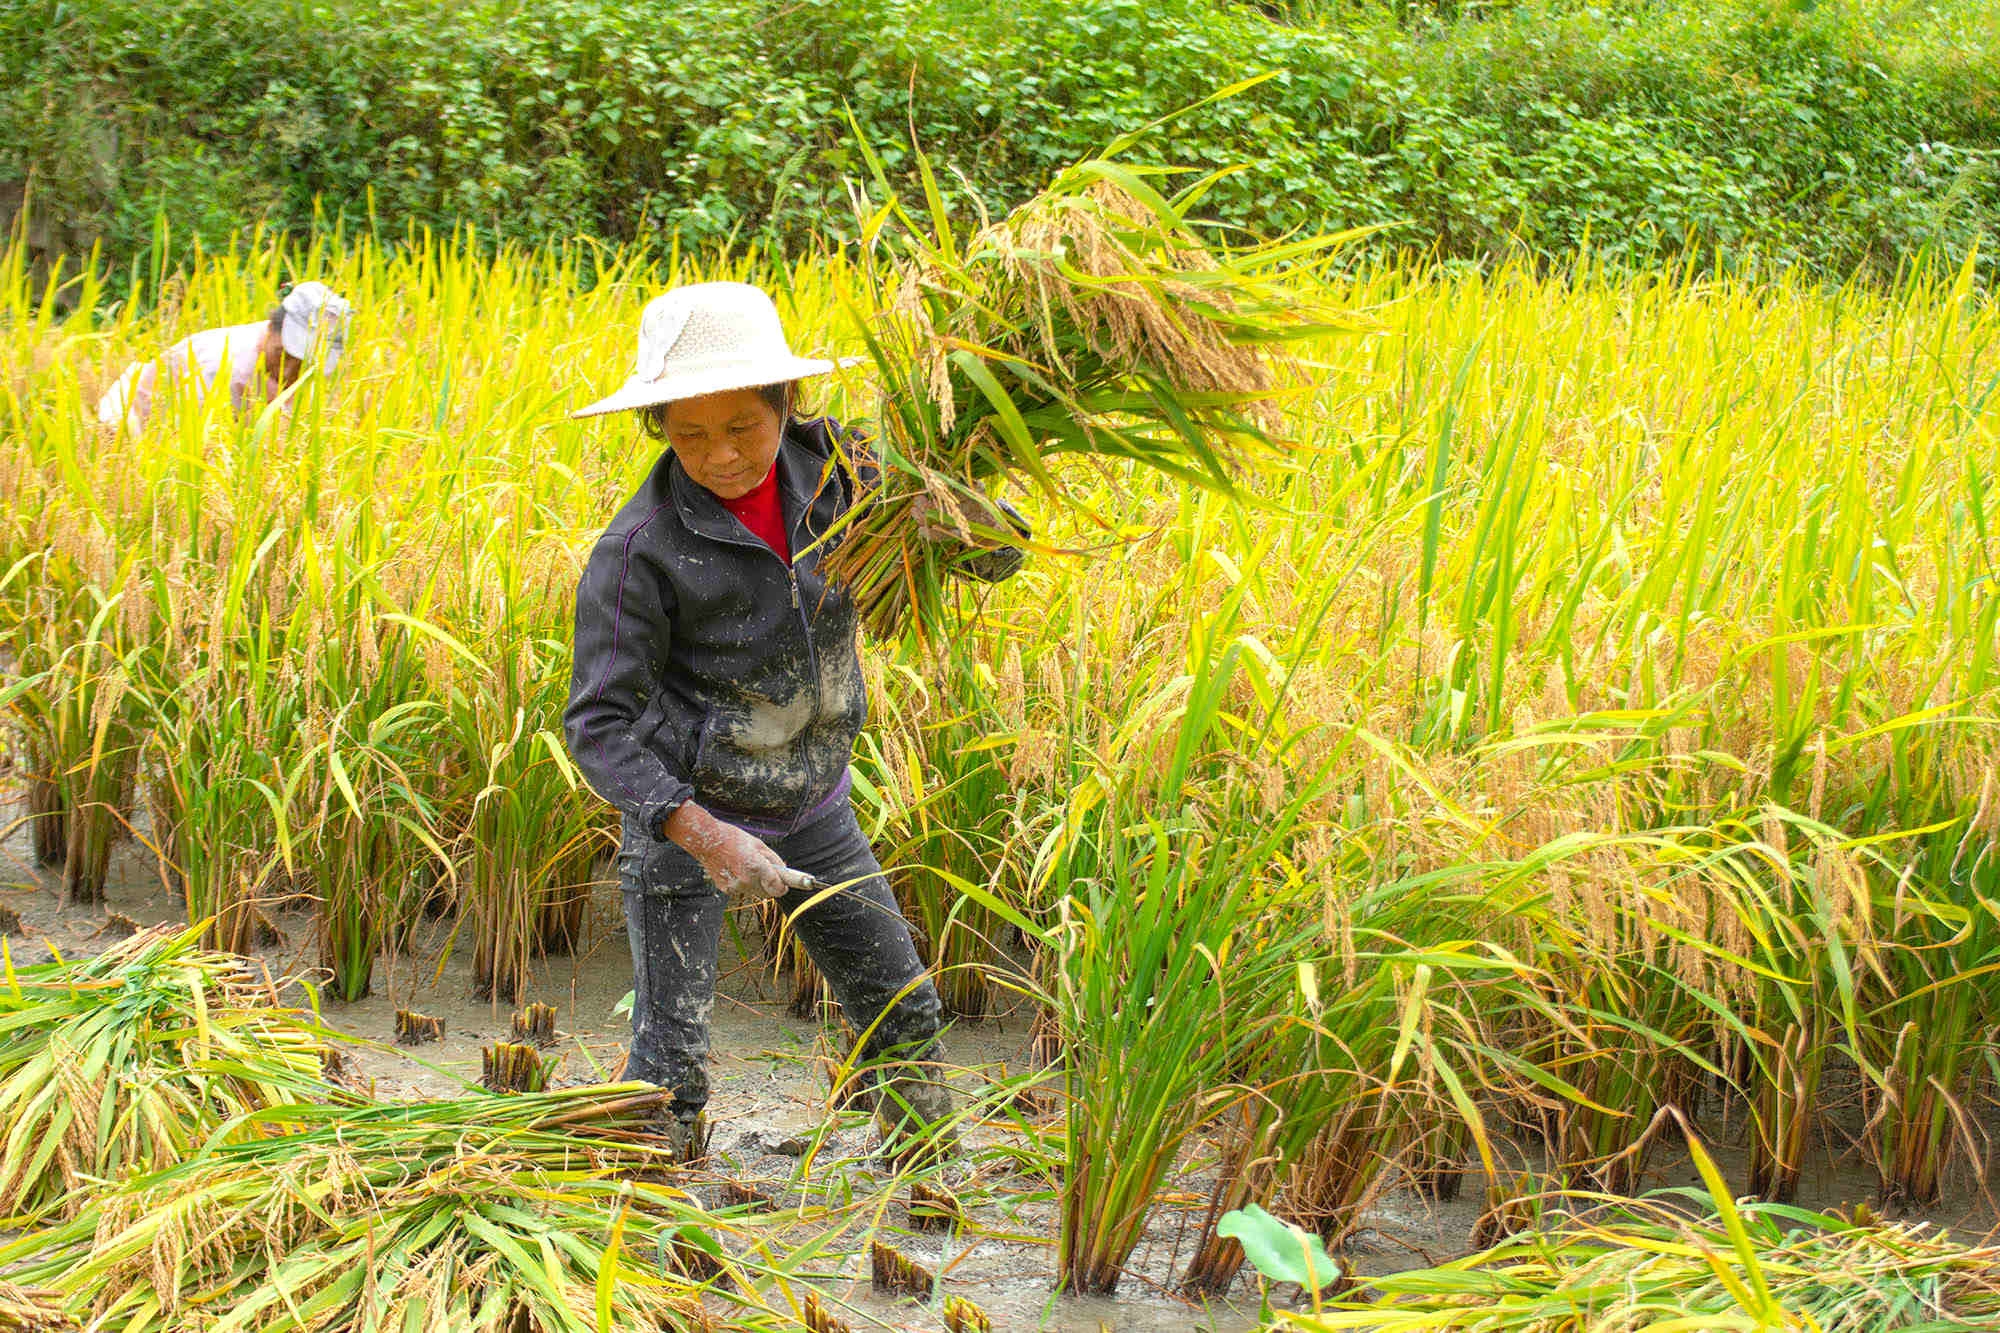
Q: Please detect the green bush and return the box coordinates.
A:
[2,0,1995,279]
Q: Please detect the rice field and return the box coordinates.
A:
[2,196,2000,1328]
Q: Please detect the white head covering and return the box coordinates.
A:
[279,281,351,375]
[571,281,859,419]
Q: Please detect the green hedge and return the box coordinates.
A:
[4,0,1997,278]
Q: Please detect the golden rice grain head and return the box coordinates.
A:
[994,183,1282,414]
[356,607,381,673]
[1706,874,1755,1003]
[1808,737,1829,820]
[1761,809,1790,865]
[1006,725,1058,788]
[1972,767,1999,841]
[996,643,1026,721]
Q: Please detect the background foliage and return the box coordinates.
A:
[4,0,1998,280]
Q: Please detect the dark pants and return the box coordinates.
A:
[619,800,942,1120]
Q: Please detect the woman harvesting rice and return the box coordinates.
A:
[564,282,1020,1162]
[96,280,350,431]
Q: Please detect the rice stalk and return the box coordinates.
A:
[869,1241,935,1300]
[907,1179,963,1234]
[394,1009,444,1046]
[23,768,67,868]
[480,1040,557,1093]
[511,1002,558,1048]
[799,1291,850,1333]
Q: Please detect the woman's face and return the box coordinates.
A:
[260,324,304,388]
[662,388,784,500]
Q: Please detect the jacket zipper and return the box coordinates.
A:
[697,491,824,832]
[786,559,822,832]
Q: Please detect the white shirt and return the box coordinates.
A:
[96,321,273,430]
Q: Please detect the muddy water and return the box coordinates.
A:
[1,811,1994,1330]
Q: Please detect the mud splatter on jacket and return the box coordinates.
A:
[565,417,875,847]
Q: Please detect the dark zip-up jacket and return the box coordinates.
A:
[566,416,1022,856]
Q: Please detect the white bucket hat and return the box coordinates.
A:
[279,280,351,375]
[572,281,860,419]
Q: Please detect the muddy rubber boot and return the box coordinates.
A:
[638,1106,710,1168]
[667,1109,712,1167]
[872,1066,959,1170]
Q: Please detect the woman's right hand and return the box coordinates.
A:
[662,803,790,901]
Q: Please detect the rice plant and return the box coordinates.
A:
[0,574,144,905]
[1030,641,1306,1290]
[431,624,605,1002]
[856,640,1029,1020]
[1721,805,1867,1206]
[1849,750,2000,1211]
[143,642,297,953]
[1022,589,1521,1295]
[1182,863,1536,1292]
[287,529,453,998]
[291,692,446,1000]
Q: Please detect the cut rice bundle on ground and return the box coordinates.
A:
[0,1086,764,1333]
[0,925,334,1222]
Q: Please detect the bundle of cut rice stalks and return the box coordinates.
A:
[0,925,335,1222]
[820,148,1367,638]
[0,1087,783,1332]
